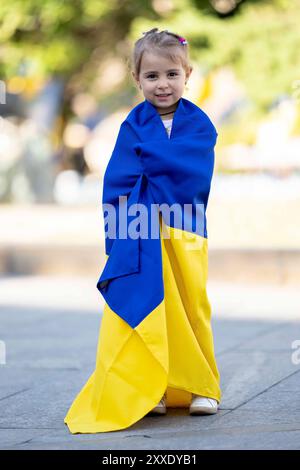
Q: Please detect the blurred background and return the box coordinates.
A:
[1,0,299,323]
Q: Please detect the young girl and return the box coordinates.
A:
[64,28,221,434]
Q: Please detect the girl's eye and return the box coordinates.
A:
[147,72,178,79]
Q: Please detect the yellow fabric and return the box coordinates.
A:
[64,219,222,433]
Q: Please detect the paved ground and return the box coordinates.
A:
[0,275,299,450]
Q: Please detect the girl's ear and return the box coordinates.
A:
[132,71,141,89]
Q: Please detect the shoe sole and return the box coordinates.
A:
[189,406,218,415]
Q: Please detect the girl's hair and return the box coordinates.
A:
[130,27,191,78]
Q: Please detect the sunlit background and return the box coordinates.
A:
[1,0,299,323]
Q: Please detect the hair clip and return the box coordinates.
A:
[177,36,188,45]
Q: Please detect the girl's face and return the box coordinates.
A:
[133,51,192,114]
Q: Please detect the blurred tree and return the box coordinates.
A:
[139,0,299,111]
[0,0,299,113]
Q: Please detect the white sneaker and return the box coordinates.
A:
[189,394,219,415]
[147,393,167,415]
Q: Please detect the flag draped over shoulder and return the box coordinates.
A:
[97,96,217,327]
[64,97,222,434]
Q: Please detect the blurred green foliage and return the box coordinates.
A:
[0,0,299,112]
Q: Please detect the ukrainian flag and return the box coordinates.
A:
[64,97,222,433]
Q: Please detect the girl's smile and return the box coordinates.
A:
[155,93,172,100]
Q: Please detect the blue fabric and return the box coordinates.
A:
[96,97,218,328]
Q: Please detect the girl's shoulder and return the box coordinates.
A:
[121,97,218,138]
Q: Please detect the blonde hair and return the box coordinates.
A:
[130,27,191,79]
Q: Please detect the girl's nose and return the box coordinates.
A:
[158,80,169,89]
